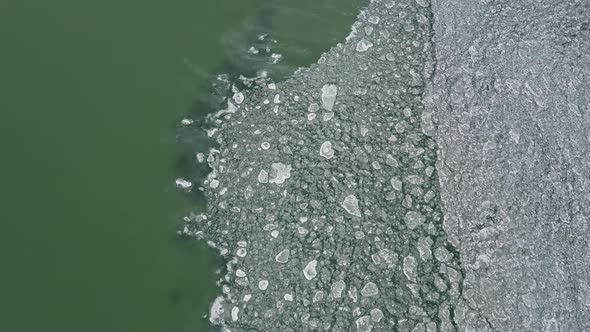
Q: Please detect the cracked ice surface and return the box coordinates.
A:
[186,0,464,330]
[424,0,590,331]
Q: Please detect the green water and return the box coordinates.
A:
[0,1,362,331]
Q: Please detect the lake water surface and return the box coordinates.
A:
[0,1,362,331]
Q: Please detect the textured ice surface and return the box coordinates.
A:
[424,0,590,330]
[184,0,590,330]
[185,1,460,330]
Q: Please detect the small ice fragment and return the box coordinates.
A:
[331,280,346,298]
[303,259,318,280]
[356,39,373,52]
[407,175,424,185]
[268,83,276,90]
[355,316,372,332]
[370,308,384,322]
[405,211,425,230]
[415,0,429,8]
[248,46,259,54]
[341,194,362,217]
[258,169,269,183]
[196,153,205,163]
[258,279,269,290]
[261,142,270,150]
[271,53,282,64]
[236,248,247,257]
[269,163,292,184]
[180,118,193,125]
[313,290,324,303]
[368,16,380,24]
[321,85,338,111]
[233,92,244,104]
[209,179,219,189]
[275,249,290,263]
[231,307,239,321]
[284,294,293,301]
[391,177,403,191]
[209,296,225,324]
[274,94,281,104]
[320,141,334,159]
[175,178,193,189]
[307,113,317,121]
[361,282,379,297]
[403,255,418,281]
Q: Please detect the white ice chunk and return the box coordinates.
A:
[341,194,362,217]
[415,0,429,8]
[231,307,239,321]
[405,211,425,230]
[368,16,380,24]
[258,279,269,290]
[331,280,346,298]
[303,259,318,280]
[175,178,193,189]
[313,290,324,303]
[391,177,403,191]
[269,163,292,184]
[271,53,282,64]
[356,39,374,52]
[403,255,418,281]
[356,316,372,332]
[233,91,244,104]
[209,296,225,323]
[275,249,290,263]
[321,84,338,111]
[258,169,269,183]
[361,282,379,297]
[180,118,193,125]
[320,141,334,159]
[236,248,247,258]
[370,308,384,322]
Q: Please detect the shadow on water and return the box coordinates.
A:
[172,0,366,329]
